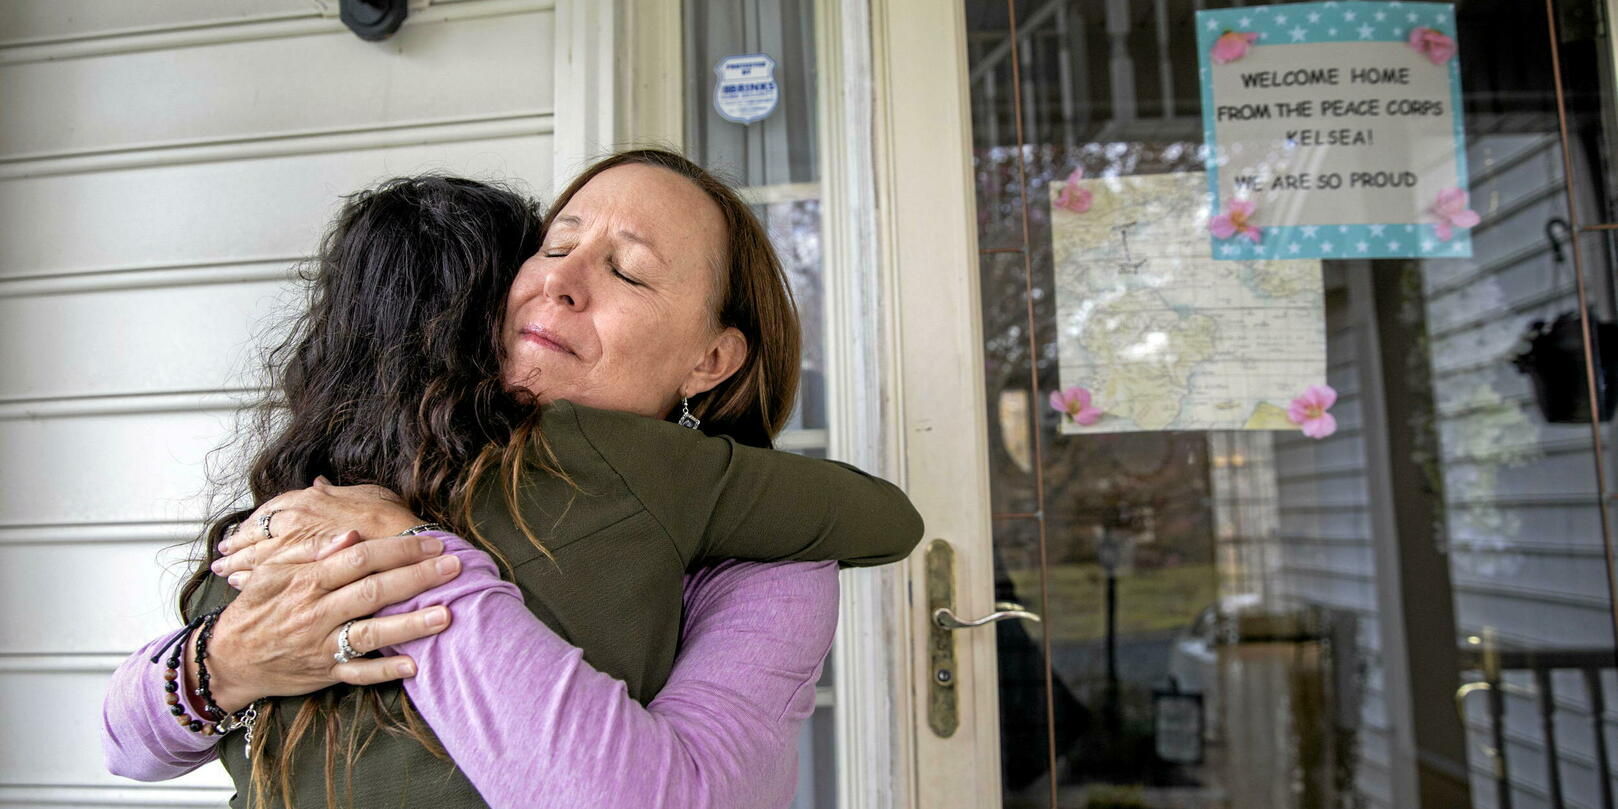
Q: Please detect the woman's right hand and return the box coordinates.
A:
[212,478,424,581]
[196,529,462,713]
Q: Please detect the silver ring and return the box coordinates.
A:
[257,509,280,540]
[333,620,360,664]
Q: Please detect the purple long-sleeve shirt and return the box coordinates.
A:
[102,533,839,809]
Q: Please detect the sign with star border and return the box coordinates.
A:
[1196,2,1473,260]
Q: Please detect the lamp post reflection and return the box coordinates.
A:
[1098,508,1124,737]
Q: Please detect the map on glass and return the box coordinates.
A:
[1051,171,1325,434]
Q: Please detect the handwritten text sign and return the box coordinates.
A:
[1196,2,1473,260]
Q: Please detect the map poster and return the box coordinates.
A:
[1050,172,1325,435]
[1196,2,1474,260]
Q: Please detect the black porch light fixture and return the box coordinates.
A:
[341,0,409,41]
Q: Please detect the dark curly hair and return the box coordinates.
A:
[178,175,553,808]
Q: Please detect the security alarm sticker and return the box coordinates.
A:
[714,54,780,124]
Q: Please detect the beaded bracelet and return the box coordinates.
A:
[151,607,260,755]
[400,522,446,535]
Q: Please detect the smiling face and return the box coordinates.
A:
[501,163,747,419]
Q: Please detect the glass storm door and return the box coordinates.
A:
[907,1,1618,808]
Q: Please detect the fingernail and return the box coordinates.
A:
[217,540,230,554]
[419,536,444,554]
[328,532,347,546]
[436,555,459,575]
[228,572,246,588]
[396,661,416,677]
[426,607,448,629]
[211,560,224,575]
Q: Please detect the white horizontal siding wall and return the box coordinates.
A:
[1261,130,1618,809]
[0,2,556,806]
[1424,132,1616,809]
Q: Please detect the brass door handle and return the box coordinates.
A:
[932,602,1041,630]
[924,541,1042,738]
[1454,680,1491,719]
[1454,681,1503,779]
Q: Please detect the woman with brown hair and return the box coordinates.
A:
[102,151,922,807]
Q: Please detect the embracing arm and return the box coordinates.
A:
[556,399,924,567]
[103,529,458,782]
[101,632,222,780]
[104,529,838,807]
[377,531,837,809]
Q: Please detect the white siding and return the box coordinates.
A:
[1257,131,1618,809]
[1427,132,1616,809]
[0,2,556,806]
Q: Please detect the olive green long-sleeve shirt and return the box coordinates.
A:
[190,398,925,807]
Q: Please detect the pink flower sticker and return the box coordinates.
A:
[1210,199,1262,244]
[1049,386,1102,426]
[1054,167,1092,214]
[1407,27,1457,65]
[1429,187,1480,242]
[1287,384,1338,439]
[1211,31,1259,65]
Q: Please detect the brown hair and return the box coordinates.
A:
[177,153,802,807]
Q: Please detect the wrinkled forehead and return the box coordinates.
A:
[560,164,730,307]
[558,165,726,253]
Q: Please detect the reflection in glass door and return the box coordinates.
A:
[963,1,1618,807]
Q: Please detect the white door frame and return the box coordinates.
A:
[818,0,915,806]
[554,0,685,182]
[867,0,1004,807]
[828,0,1006,806]
[552,0,619,189]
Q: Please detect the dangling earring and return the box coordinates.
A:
[678,396,701,429]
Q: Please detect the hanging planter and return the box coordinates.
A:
[1512,310,1618,423]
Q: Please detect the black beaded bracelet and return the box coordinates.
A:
[151,606,253,738]
[193,609,227,722]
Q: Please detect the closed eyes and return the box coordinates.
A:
[539,247,642,286]
[606,257,642,286]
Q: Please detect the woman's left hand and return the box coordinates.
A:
[212,478,424,581]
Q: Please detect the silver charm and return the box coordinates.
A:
[677,397,700,430]
[212,698,260,758]
[241,701,259,758]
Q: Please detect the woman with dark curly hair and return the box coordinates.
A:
[102,153,922,808]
